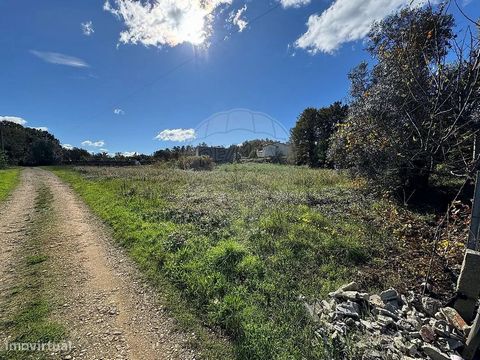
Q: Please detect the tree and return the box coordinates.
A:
[329,5,480,193]
[291,103,348,167]
[26,139,58,166]
[0,121,62,165]
[0,150,7,169]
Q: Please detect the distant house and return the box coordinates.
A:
[256,142,291,159]
[196,146,237,163]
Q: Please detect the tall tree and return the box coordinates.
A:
[329,5,480,192]
[291,103,348,167]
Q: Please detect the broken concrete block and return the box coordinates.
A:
[422,344,450,360]
[441,307,469,333]
[455,250,480,322]
[463,309,480,360]
[454,298,478,324]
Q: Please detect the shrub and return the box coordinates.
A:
[176,155,214,171]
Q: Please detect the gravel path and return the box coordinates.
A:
[0,168,199,360]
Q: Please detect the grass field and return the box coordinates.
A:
[0,168,20,202]
[51,164,396,359]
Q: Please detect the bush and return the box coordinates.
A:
[176,155,214,171]
[0,150,7,169]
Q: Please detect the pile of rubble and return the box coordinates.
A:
[302,282,475,360]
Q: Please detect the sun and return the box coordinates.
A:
[177,6,209,46]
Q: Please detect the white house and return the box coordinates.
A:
[256,142,291,158]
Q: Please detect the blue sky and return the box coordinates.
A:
[0,0,478,155]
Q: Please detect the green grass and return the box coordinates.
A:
[0,168,20,202]
[0,186,65,360]
[50,163,389,359]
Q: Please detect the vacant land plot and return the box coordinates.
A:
[51,163,406,359]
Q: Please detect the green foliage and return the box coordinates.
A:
[0,122,62,166]
[0,168,20,202]
[329,5,480,193]
[51,164,387,359]
[27,139,58,166]
[291,103,348,168]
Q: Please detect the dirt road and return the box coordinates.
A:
[0,168,198,359]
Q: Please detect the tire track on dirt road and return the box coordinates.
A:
[0,170,39,341]
[0,168,199,359]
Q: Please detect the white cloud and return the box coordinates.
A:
[228,5,248,33]
[61,144,74,150]
[122,151,137,157]
[113,108,125,115]
[33,127,48,131]
[30,50,89,68]
[81,21,95,36]
[104,0,232,47]
[295,0,433,54]
[99,148,109,152]
[0,116,27,125]
[81,140,105,147]
[155,128,196,142]
[280,0,310,8]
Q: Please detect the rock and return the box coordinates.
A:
[446,338,463,351]
[333,290,369,302]
[422,344,450,360]
[345,317,355,326]
[329,282,360,298]
[321,300,332,311]
[377,314,394,328]
[421,281,433,293]
[340,281,359,292]
[360,319,377,331]
[393,336,406,352]
[405,343,417,356]
[380,288,399,302]
[422,297,442,316]
[419,325,436,343]
[362,350,383,359]
[376,307,400,321]
[335,301,360,319]
[303,302,319,321]
[369,294,384,308]
[440,307,468,332]
[385,301,401,313]
[397,319,416,332]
